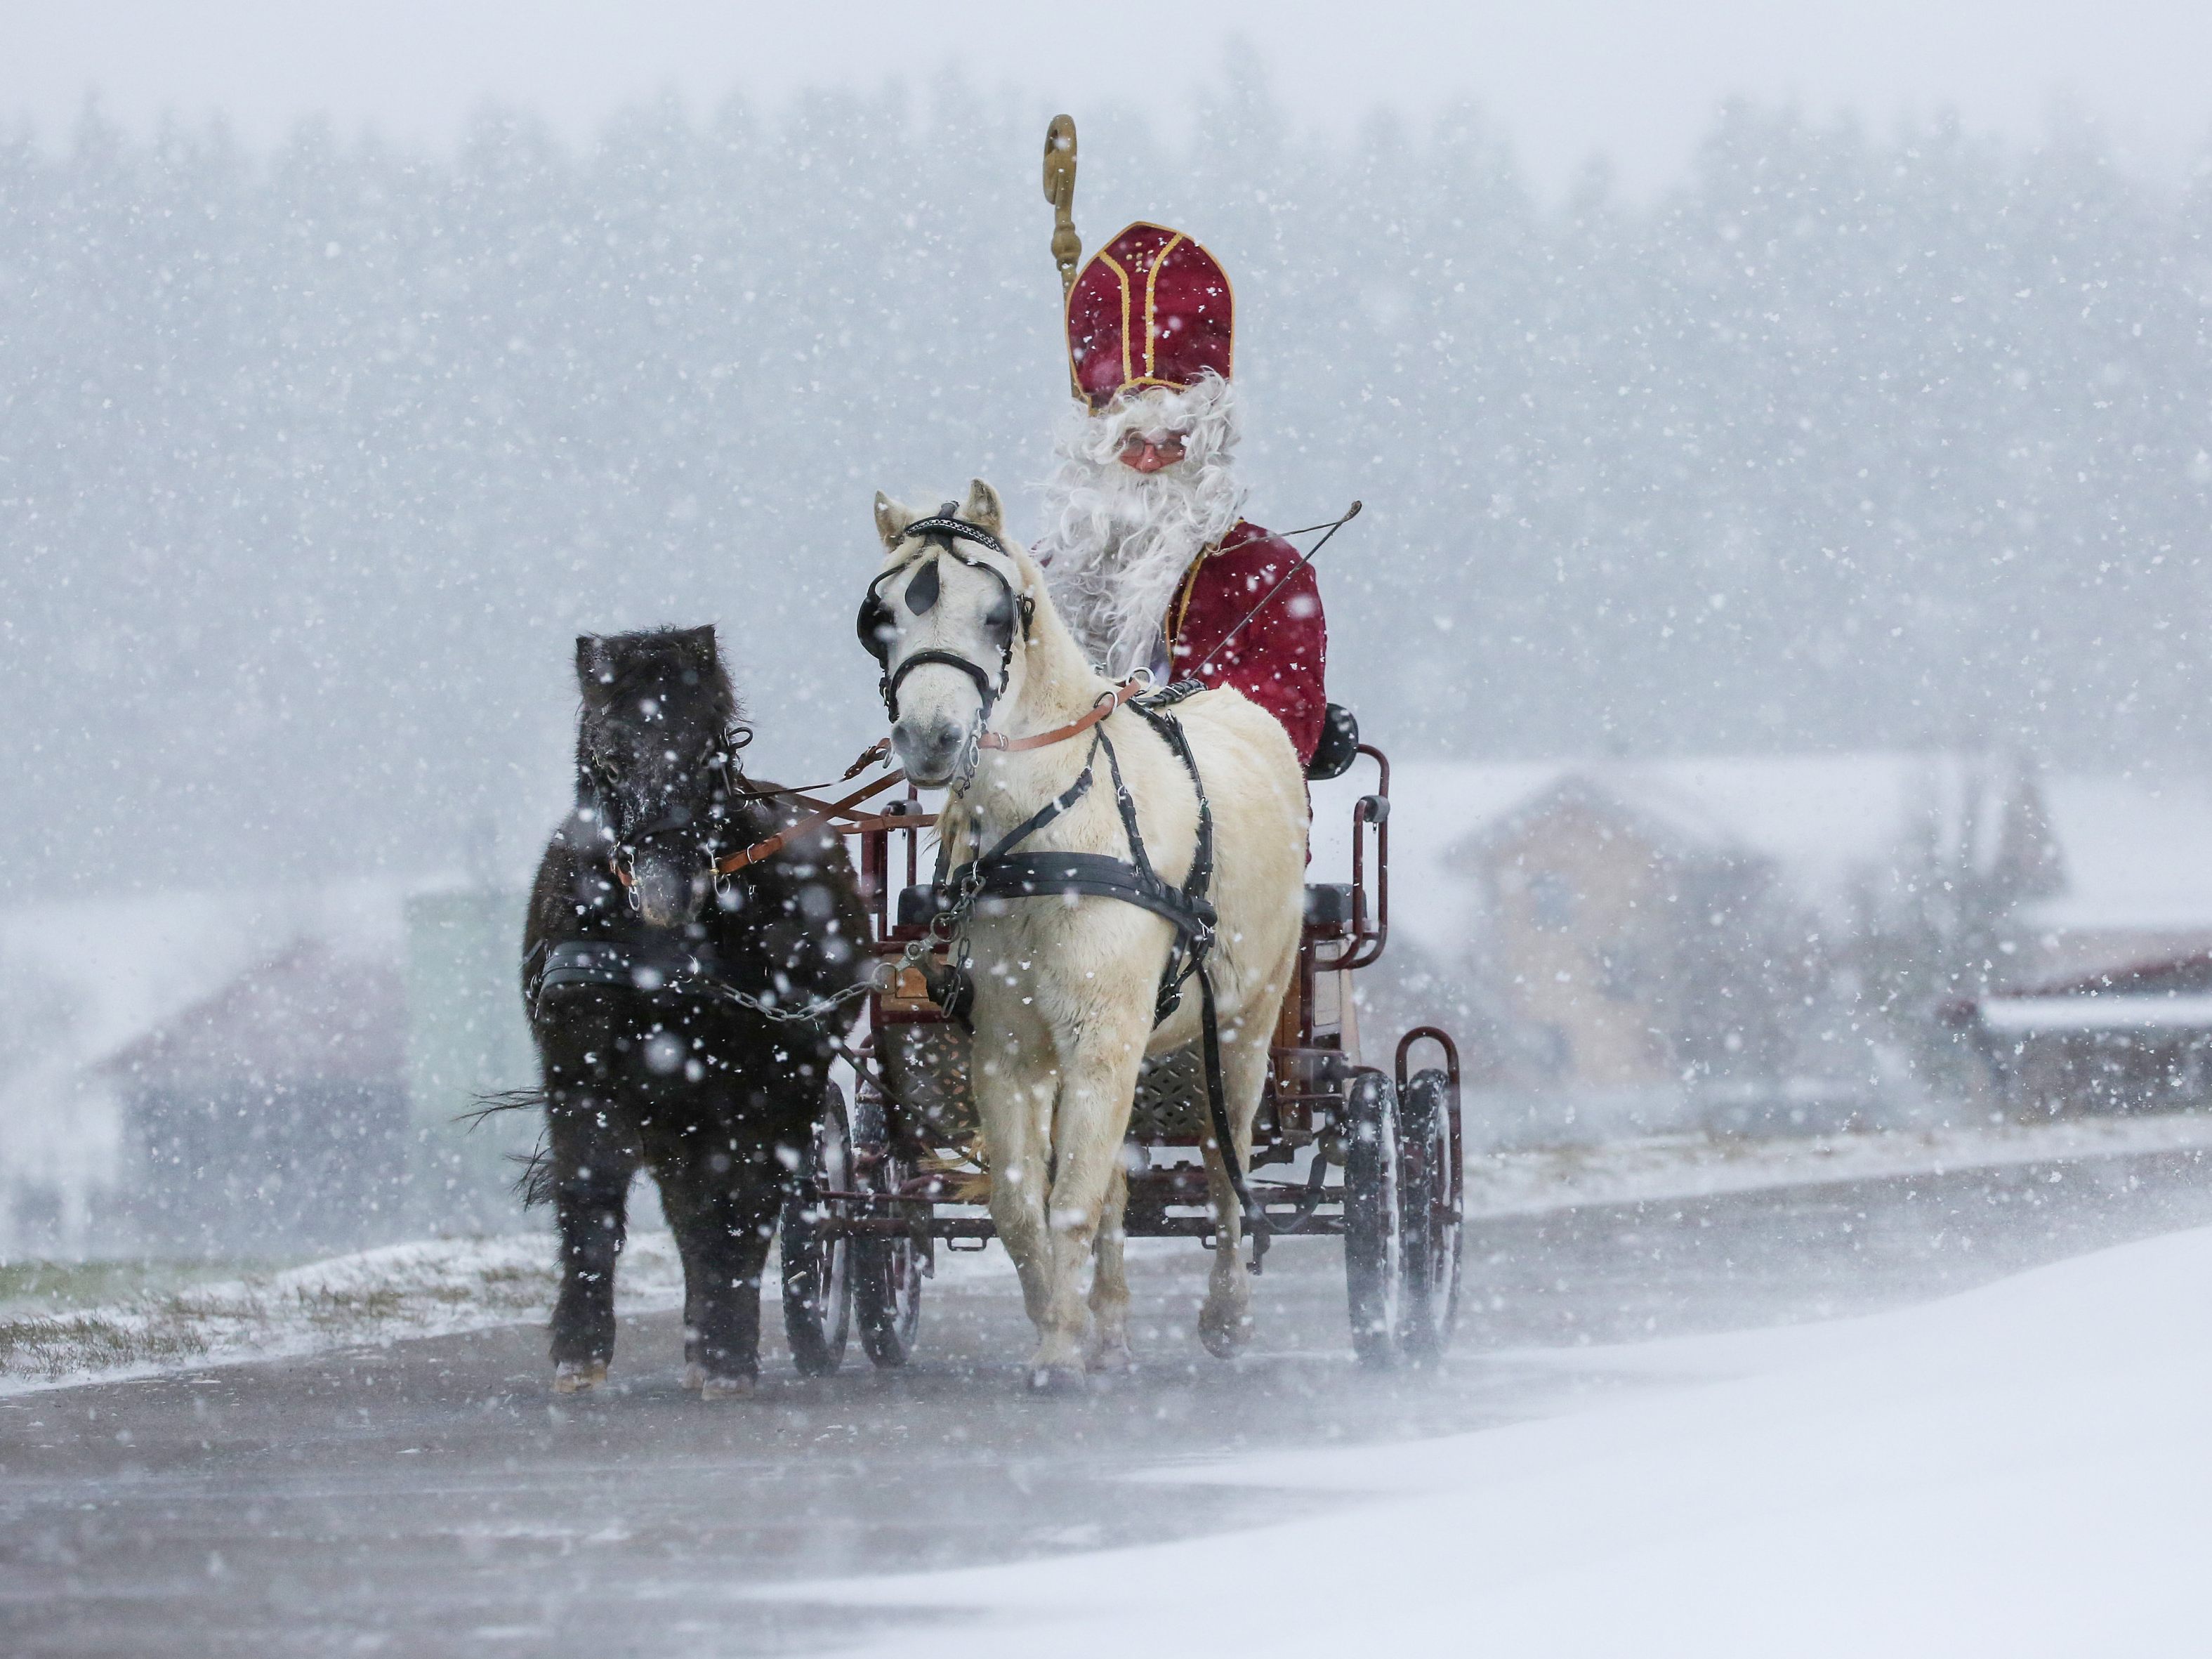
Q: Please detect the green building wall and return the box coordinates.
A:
[402,888,540,1233]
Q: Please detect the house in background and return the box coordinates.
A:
[1458,773,1829,1099]
[0,878,585,1259]
[2013,776,2212,978]
[1946,773,2212,1116]
[1315,752,2203,1143]
[1956,951,2212,1118]
[0,891,285,1257]
[101,940,412,1254]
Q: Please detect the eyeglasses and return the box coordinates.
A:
[1119,431,1188,462]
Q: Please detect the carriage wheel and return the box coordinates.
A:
[1343,1070,1406,1368]
[1397,1067,1463,1363]
[849,1086,924,1368]
[779,1082,854,1376]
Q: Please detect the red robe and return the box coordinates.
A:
[1165,520,1327,765]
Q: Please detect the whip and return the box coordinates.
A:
[1193,500,1362,673]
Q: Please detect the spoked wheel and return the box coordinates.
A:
[779,1082,854,1376]
[849,1084,924,1368]
[1343,1069,1406,1368]
[1397,1067,1463,1363]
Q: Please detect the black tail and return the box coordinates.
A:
[462,1088,556,1208]
[459,1087,546,1129]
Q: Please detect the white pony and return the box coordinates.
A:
[864,479,1308,1387]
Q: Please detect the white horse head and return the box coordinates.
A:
[863,478,1090,787]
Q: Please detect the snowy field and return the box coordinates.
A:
[0,1234,678,1396]
[1463,1108,2212,1214]
[794,1224,2212,1658]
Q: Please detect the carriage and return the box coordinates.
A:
[775,729,1467,1372]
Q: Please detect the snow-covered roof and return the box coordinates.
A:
[98,939,407,1088]
[1979,992,2212,1034]
[2019,775,2212,933]
[0,879,405,1075]
[1605,753,2024,910]
[0,882,412,1194]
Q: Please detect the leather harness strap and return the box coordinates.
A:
[713,765,907,877]
[739,737,894,802]
[609,738,914,893]
[702,677,1139,891]
[976,678,1142,752]
[934,678,1270,1261]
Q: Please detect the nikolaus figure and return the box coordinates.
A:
[1034,223,1329,767]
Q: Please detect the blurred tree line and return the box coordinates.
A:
[1,72,2207,897]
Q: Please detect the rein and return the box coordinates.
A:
[603,735,919,899]
[712,762,907,877]
[704,675,1143,880]
[608,675,1141,906]
[977,676,1143,752]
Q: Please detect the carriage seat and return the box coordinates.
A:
[1303,882,1356,933]
[898,883,953,931]
[900,880,1357,936]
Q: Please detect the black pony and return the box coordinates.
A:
[521,625,871,1399]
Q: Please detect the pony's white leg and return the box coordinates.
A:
[1029,1009,1149,1384]
[1197,987,1282,1359]
[1086,1157,1133,1372]
[972,1000,1060,1337]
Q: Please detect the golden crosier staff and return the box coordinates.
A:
[1043,114,1082,398]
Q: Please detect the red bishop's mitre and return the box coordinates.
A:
[1065,222,1234,409]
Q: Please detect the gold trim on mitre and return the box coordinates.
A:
[1067,221,1232,405]
[1094,249,1134,392]
[1142,230,1185,381]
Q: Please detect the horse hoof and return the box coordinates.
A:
[1025,1363,1086,1396]
[552,1359,607,1394]
[1086,1340,1136,1375]
[699,1372,756,1403]
[680,1362,706,1392]
[1197,1305,1252,1360]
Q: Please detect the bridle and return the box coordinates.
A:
[584,723,756,910]
[856,504,1036,727]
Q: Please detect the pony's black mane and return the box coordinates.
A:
[574,625,750,787]
[584,626,739,706]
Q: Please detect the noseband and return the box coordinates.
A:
[857,504,1036,724]
[586,726,754,910]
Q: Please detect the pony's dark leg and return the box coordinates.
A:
[547,1100,638,1390]
[654,1172,711,1387]
[669,1139,782,1399]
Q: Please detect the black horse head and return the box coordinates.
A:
[574,625,749,930]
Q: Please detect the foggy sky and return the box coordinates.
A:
[8,0,2212,195]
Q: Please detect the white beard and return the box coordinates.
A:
[1034,374,1245,679]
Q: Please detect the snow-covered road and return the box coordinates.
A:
[4,1144,2208,1658]
[809,1211,2212,1659]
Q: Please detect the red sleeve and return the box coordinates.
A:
[1168,530,1328,765]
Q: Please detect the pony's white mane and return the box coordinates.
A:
[1034,374,1245,679]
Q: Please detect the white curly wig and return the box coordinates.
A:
[1033,373,1246,679]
